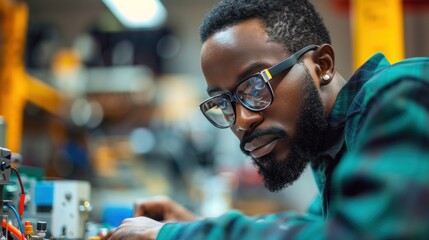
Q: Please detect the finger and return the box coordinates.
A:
[134,198,154,217]
[133,203,144,216]
[99,229,114,240]
[140,205,165,221]
[134,202,166,221]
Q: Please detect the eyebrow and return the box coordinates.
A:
[206,62,268,95]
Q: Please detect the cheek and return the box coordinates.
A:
[264,79,305,135]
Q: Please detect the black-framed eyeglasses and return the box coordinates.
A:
[199,44,319,129]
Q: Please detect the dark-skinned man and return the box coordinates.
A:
[105,0,429,239]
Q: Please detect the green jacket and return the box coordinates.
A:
[158,53,429,239]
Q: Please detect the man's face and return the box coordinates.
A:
[201,19,329,191]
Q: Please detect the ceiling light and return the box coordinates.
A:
[103,0,167,29]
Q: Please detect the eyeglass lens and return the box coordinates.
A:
[201,96,236,128]
[201,75,272,128]
[236,76,272,110]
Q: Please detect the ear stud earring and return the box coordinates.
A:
[322,74,331,81]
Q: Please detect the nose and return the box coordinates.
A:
[233,103,263,132]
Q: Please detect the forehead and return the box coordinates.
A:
[203,19,269,55]
[201,19,289,92]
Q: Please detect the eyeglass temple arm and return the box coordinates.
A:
[261,45,319,82]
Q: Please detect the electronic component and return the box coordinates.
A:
[51,181,91,239]
[0,147,11,226]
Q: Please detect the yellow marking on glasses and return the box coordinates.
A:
[261,69,272,82]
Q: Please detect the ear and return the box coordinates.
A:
[312,44,335,86]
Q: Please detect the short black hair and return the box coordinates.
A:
[200,0,331,54]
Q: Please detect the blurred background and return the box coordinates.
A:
[0,0,428,236]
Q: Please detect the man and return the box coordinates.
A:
[105,0,429,239]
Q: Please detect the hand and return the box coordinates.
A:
[134,196,197,222]
[101,217,163,240]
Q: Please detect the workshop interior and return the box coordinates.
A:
[0,0,428,239]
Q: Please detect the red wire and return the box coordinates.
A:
[19,193,26,216]
[11,166,26,216]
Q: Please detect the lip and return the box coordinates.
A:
[244,137,279,159]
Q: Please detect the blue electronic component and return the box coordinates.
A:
[34,181,54,207]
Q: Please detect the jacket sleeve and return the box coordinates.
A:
[158,77,429,239]
[157,210,324,240]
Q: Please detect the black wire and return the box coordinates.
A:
[10,167,24,194]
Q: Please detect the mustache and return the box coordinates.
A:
[239,127,289,155]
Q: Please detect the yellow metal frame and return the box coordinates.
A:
[0,0,63,152]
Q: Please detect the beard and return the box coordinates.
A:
[240,69,329,192]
